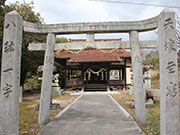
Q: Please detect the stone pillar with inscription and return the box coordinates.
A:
[0,11,23,135]
[129,31,146,123]
[38,33,56,125]
[158,9,179,135]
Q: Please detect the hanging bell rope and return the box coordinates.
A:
[85,68,107,76]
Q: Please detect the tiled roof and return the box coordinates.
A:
[69,38,122,42]
[55,47,131,63]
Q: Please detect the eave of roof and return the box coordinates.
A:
[55,46,131,63]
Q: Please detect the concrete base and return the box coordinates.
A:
[51,87,61,97]
[126,101,154,108]
[127,88,134,95]
[35,103,60,110]
[146,89,160,97]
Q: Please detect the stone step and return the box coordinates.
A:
[84,87,107,91]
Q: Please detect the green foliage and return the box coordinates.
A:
[24,76,41,90]
[4,1,46,85]
[0,0,6,8]
[7,1,42,23]
[56,37,68,43]
[0,1,69,87]
[145,51,159,70]
[32,76,41,89]
[54,36,68,88]
[0,0,7,67]
[54,62,65,88]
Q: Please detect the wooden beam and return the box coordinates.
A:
[28,40,157,51]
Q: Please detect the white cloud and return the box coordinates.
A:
[34,0,114,23]
[5,0,179,40]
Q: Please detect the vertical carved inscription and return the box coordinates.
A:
[164,39,176,52]
[164,17,174,31]
[165,61,176,74]
[3,83,12,98]
[0,11,23,135]
[5,21,16,29]
[166,82,177,98]
[4,41,15,53]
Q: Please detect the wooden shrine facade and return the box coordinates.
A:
[55,40,131,91]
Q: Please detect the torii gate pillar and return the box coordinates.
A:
[38,33,56,125]
[130,31,146,123]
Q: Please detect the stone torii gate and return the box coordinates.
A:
[0,9,179,135]
[29,38,156,95]
[28,40,157,50]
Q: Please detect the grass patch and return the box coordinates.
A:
[140,98,160,135]
[19,99,42,135]
[112,93,160,135]
[112,68,180,135]
[19,92,79,135]
[151,70,159,89]
[112,93,135,117]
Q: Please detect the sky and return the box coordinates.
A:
[5,0,180,41]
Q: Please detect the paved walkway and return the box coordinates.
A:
[39,94,144,135]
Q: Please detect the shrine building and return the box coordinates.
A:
[55,39,132,91]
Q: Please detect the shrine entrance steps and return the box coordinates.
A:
[84,84,107,92]
[38,94,144,135]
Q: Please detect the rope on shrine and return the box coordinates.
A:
[85,68,107,76]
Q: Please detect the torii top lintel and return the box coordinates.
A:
[23,16,158,34]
